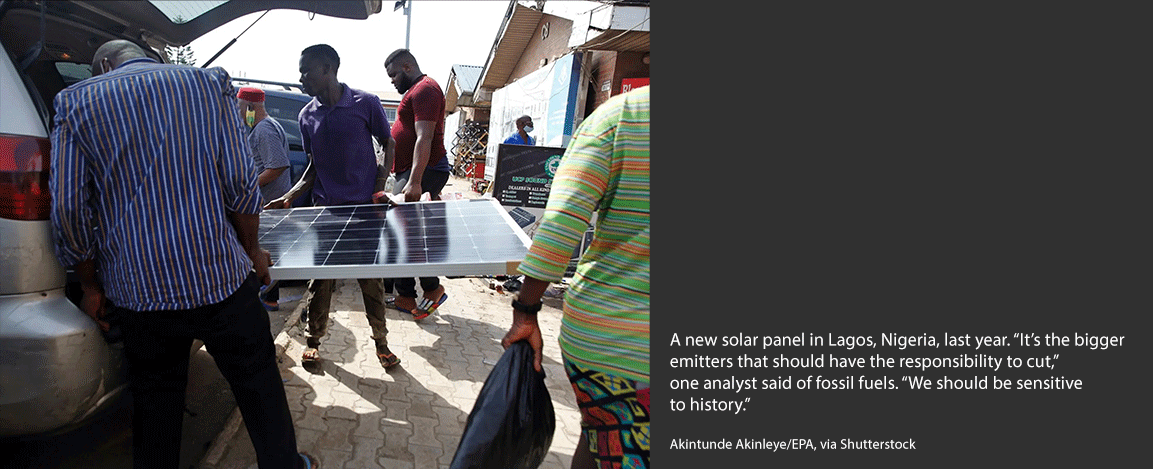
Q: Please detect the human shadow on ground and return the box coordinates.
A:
[412,311,572,400]
[275,325,467,465]
[276,304,581,467]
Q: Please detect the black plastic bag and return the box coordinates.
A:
[450,341,556,469]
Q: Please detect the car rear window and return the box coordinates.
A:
[264,94,307,122]
[54,62,91,86]
[149,1,229,24]
[263,94,309,144]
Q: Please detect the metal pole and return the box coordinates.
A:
[201,10,270,68]
[405,1,411,50]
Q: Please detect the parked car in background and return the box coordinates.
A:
[233,77,396,208]
[0,0,381,437]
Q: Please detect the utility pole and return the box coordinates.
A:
[394,0,411,49]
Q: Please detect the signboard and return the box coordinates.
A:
[546,53,583,147]
[486,52,587,180]
[621,77,649,93]
[493,144,565,209]
[490,143,597,271]
[490,144,564,237]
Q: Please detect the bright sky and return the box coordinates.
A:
[186,1,514,97]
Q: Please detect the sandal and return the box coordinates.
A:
[378,352,401,368]
[390,296,417,315]
[302,347,320,363]
[300,452,320,469]
[413,292,448,321]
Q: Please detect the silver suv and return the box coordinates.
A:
[0,0,380,437]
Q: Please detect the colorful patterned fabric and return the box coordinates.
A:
[516,86,650,383]
[565,354,651,469]
[51,58,261,311]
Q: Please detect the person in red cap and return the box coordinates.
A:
[236,86,292,310]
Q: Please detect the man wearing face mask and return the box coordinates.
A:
[502,115,536,146]
[237,87,291,310]
[237,87,292,208]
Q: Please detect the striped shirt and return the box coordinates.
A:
[50,58,262,311]
[517,86,650,383]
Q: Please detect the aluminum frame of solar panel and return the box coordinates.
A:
[257,198,533,280]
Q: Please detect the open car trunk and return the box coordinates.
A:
[0,0,380,127]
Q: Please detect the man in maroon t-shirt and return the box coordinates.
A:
[383,48,452,319]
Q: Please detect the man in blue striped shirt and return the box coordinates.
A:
[50,40,314,469]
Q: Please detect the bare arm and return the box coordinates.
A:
[402,121,436,202]
[256,166,288,186]
[500,275,550,372]
[375,136,395,193]
[265,157,315,209]
[383,136,395,180]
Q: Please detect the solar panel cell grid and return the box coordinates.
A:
[257,199,532,280]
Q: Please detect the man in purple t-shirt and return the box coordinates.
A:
[265,44,401,368]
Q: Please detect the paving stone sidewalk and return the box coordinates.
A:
[198,276,580,469]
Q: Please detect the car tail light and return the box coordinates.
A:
[0,134,53,221]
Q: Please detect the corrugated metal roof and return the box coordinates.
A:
[477,3,543,91]
[476,2,650,94]
[445,64,484,112]
[571,3,649,52]
[576,30,648,52]
[451,64,484,95]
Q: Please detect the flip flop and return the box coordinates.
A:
[413,292,448,320]
[378,352,401,369]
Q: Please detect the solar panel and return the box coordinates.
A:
[258,198,533,280]
[507,206,537,228]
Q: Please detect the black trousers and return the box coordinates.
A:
[395,276,442,298]
[118,273,298,469]
[390,168,450,299]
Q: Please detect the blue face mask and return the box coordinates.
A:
[523,125,533,133]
